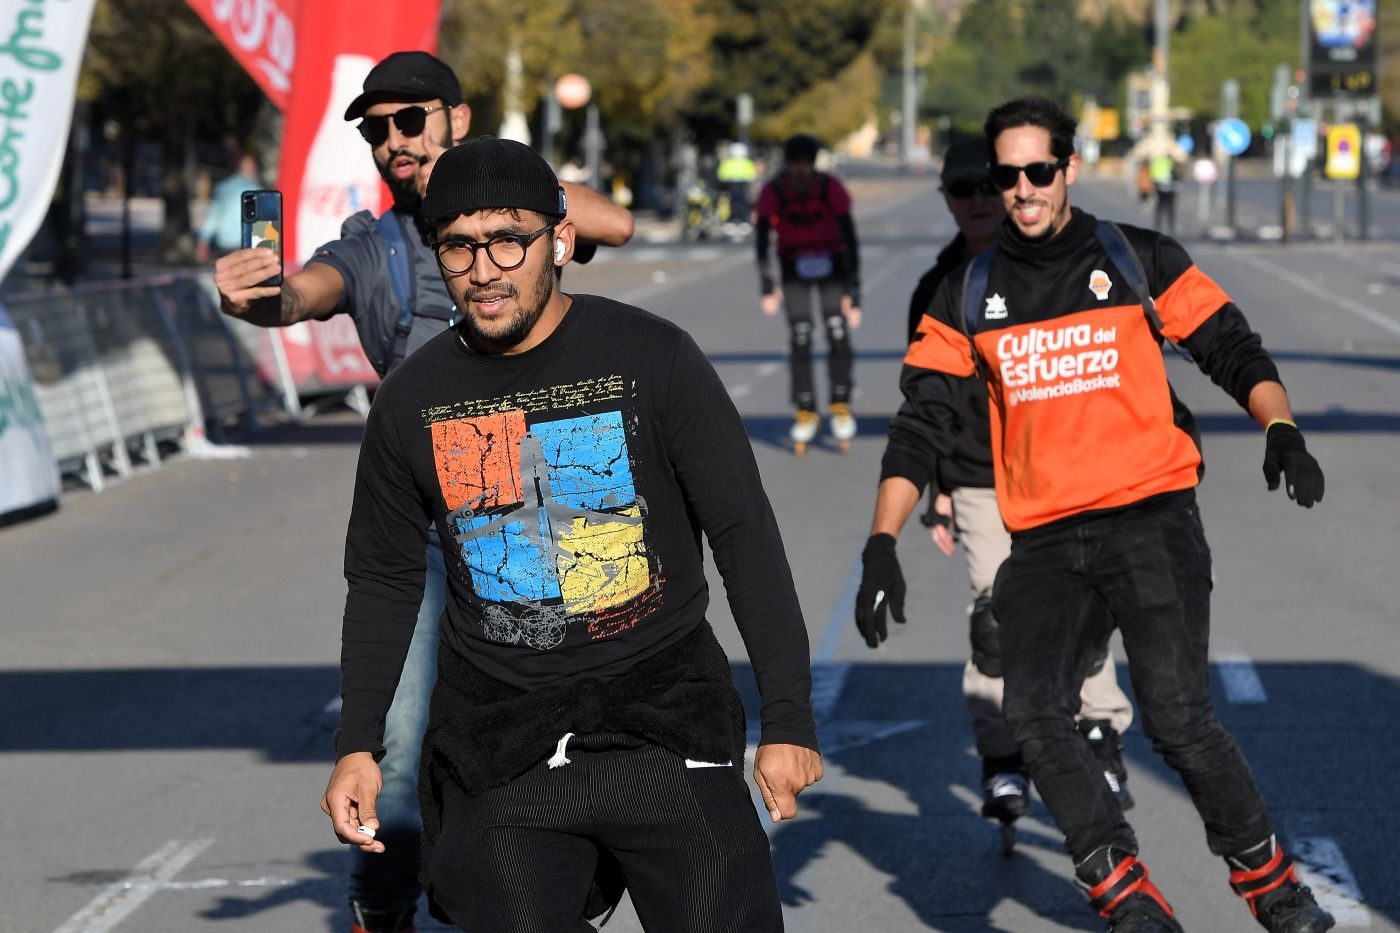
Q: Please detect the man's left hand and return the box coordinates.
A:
[1262,421,1324,507]
[840,294,862,330]
[753,743,823,822]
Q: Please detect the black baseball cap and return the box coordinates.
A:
[343,51,463,121]
[423,137,568,226]
[941,137,991,183]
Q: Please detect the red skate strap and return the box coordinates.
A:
[1229,847,1298,916]
[1086,855,1175,918]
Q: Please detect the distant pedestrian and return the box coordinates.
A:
[754,132,862,454]
[1149,153,1180,234]
[195,154,260,262]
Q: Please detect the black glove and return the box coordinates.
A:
[854,533,906,649]
[1262,421,1324,507]
[919,491,951,530]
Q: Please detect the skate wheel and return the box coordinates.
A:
[1000,821,1016,857]
[837,438,851,453]
[793,442,808,456]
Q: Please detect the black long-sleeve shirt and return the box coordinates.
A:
[336,294,817,759]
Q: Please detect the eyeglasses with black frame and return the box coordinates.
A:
[357,104,446,146]
[990,159,1068,190]
[942,177,1000,200]
[433,224,556,273]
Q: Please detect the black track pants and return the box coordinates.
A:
[428,733,783,932]
[993,496,1275,861]
[781,274,852,411]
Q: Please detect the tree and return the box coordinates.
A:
[683,0,883,147]
[1170,0,1298,125]
[438,0,716,157]
[920,0,1148,133]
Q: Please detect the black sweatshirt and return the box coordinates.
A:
[336,294,817,760]
[885,208,1280,532]
[905,232,995,492]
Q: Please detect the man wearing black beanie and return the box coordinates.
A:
[215,51,633,933]
[321,137,822,932]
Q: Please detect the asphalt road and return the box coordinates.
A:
[3,163,1398,933]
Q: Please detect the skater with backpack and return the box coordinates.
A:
[754,133,862,454]
[859,97,1331,933]
[861,137,1136,853]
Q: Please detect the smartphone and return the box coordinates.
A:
[240,189,283,286]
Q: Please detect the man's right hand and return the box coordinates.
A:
[213,249,282,320]
[321,751,386,854]
[761,289,782,317]
[854,533,906,648]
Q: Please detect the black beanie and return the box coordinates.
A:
[422,137,567,226]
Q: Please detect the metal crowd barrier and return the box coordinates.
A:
[7,273,292,490]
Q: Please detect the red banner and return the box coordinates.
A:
[193,0,440,392]
[277,0,441,266]
[185,0,300,111]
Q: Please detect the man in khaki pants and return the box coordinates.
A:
[865,137,1134,825]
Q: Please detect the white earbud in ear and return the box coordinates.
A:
[554,242,566,262]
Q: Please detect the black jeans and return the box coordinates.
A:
[780,272,852,411]
[993,494,1274,861]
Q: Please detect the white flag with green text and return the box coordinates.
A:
[0,0,94,518]
[0,0,97,280]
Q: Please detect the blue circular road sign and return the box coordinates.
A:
[1215,118,1251,157]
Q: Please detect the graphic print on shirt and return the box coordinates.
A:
[429,385,662,651]
[980,309,1126,407]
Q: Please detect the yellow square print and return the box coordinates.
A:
[556,508,649,614]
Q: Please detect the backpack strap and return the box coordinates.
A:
[1093,220,1195,364]
[375,209,419,373]
[959,248,995,379]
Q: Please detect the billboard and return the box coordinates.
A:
[1307,0,1379,98]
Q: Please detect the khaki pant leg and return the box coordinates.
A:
[1080,649,1135,735]
[950,487,1020,760]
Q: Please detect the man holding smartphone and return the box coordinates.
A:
[213,51,633,933]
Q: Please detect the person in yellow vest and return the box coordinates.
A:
[717,142,758,232]
[1148,153,1181,235]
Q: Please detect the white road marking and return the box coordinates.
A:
[115,876,296,892]
[1213,653,1268,704]
[756,362,781,377]
[818,719,926,756]
[1292,836,1371,927]
[810,662,851,722]
[728,383,751,399]
[629,247,668,264]
[52,837,213,933]
[1226,249,1400,339]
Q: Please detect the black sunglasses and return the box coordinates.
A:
[990,159,1068,190]
[433,224,555,273]
[943,177,1000,200]
[357,104,446,146]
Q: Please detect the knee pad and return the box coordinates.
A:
[790,320,813,349]
[969,588,1002,677]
